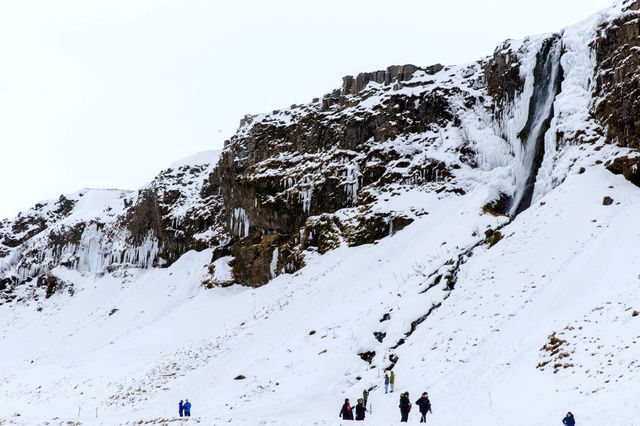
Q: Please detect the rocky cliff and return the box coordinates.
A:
[2,0,640,299]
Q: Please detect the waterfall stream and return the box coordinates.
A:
[510,35,564,216]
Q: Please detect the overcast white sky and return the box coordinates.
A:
[0,0,613,219]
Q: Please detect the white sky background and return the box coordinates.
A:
[0,0,613,219]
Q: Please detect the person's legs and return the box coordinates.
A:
[385,383,388,393]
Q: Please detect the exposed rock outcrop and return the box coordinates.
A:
[593,2,640,147]
[206,60,481,286]
[341,64,444,96]
[4,1,640,294]
[0,153,223,292]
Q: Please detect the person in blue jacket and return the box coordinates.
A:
[562,412,575,426]
[184,399,192,417]
[178,400,184,417]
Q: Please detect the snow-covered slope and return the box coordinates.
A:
[3,1,640,425]
[1,167,639,425]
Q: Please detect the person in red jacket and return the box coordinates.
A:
[339,398,354,420]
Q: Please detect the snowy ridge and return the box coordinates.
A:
[0,151,222,298]
[168,150,221,170]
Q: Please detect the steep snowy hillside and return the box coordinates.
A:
[3,0,640,424]
[2,169,639,425]
[0,151,222,303]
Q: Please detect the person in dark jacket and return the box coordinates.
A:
[390,371,396,393]
[339,398,354,420]
[562,412,575,426]
[178,400,184,417]
[362,389,369,406]
[355,398,367,421]
[384,373,390,393]
[183,399,192,417]
[399,392,411,422]
[415,392,432,423]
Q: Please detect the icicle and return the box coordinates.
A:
[269,247,279,279]
[231,207,251,238]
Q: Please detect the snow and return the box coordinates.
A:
[75,223,108,274]
[64,189,132,224]
[2,2,640,425]
[3,164,640,425]
[168,150,221,170]
[532,4,617,202]
[211,255,234,284]
[156,149,222,221]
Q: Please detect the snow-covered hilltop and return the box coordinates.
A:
[2,1,640,424]
[0,151,222,303]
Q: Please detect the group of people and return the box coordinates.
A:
[338,372,577,424]
[398,391,432,423]
[178,399,192,417]
[339,370,434,423]
[386,371,432,423]
[339,389,370,421]
[384,371,396,393]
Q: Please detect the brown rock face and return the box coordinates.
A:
[593,8,640,148]
[120,161,224,268]
[624,0,640,11]
[484,40,525,114]
[19,8,638,293]
[206,62,481,286]
[606,156,640,187]
[37,274,73,299]
[230,233,287,287]
[341,64,443,96]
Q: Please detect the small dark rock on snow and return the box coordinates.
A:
[359,351,376,364]
[603,196,614,206]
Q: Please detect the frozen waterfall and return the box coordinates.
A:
[510,35,564,216]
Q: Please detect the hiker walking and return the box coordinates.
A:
[399,391,411,422]
[178,400,184,417]
[339,398,354,420]
[562,412,575,426]
[183,399,192,417]
[362,389,369,406]
[355,398,367,421]
[390,371,396,393]
[384,373,390,394]
[415,392,432,423]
